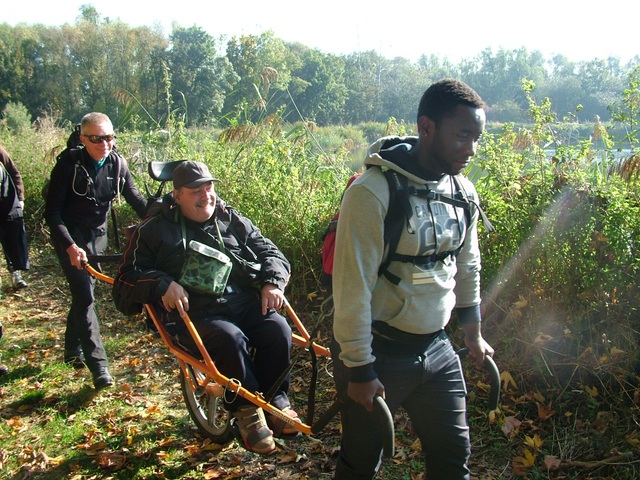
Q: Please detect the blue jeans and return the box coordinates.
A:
[331,330,471,480]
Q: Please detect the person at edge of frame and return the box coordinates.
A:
[330,78,495,480]
[0,144,29,290]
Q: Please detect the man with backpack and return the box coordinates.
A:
[331,79,494,480]
[44,112,147,390]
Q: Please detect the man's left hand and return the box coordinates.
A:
[261,283,285,315]
[461,322,494,367]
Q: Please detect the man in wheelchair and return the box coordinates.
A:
[112,160,297,455]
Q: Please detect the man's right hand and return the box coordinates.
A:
[347,379,385,411]
[66,244,87,270]
[161,281,190,318]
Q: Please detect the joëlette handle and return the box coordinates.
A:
[457,347,500,411]
[312,394,395,457]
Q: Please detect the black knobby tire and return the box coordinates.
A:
[180,363,234,444]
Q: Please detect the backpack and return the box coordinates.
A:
[320,166,494,287]
[41,125,83,200]
[43,124,124,249]
[320,173,362,285]
[59,123,83,159]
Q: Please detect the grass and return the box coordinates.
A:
[0,251,344,479]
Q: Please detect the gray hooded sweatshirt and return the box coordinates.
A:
[333,136,483,373]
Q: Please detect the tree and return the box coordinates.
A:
[576,58,625,122]
[223,31,291,124]
[461,47,548,114]
[343,51,387,124]
[168,25,237,127]
[287,46,347,125]
[378,56,426,124]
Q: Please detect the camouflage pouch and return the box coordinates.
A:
[179,240,232,297]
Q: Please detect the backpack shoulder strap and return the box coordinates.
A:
[113,152,122,199]
[377,170,494,285]
[451,175,495,233]
[377,169,411,281]
[56,146,84,165]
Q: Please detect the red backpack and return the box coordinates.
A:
[321,173,362,285]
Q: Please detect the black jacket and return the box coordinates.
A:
[44,148,147,249]
[112,194,291,319]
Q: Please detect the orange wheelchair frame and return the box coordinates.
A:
[87,263,345,446]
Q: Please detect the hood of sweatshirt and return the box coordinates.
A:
[364,135,438,185]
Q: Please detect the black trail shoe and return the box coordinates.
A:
[92,367,114,390]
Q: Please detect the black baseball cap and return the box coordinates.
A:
[173,161,220,189]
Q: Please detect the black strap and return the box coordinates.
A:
[111,154,123,250]
[216,217,262,281]
[377,169,479,285]
[377,170,409,280]
[451,175,495,233]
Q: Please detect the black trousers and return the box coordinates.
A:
[175,292,293,411]
[331,330,471,480]
[52,225,109,373]
[0,217,29,272]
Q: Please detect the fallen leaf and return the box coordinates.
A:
[524,433,544,452]
[203,468,228,479]
[625,432,640,448]
[610,347,625,357]
[513,448,536,467]
[584,385,598,398]
[533,333,552,346]
[501,416,522,437]
[96,451,127,471]
[536,402,556,420]
[532,391,545,403]
[500,370,518,391]
[278,450,299,464]
[544,455,561,470]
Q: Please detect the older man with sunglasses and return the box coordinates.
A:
[44,112,148,390]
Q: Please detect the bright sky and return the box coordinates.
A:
[4,1,638,65]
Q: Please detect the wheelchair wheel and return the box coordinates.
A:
[180,363,234,444]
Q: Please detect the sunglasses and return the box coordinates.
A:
[84,134,116,144]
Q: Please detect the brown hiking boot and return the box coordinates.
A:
[233,405,275,455]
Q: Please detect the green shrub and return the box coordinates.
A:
[473,79,640,392]
[1,101,32,134]
[202,119,353,296]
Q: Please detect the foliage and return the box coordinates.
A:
[609,64,640,149]
[471,78,640,478]
[168,26,238,127]
[203,118,354,297]
[1,8,639,131]
[1,101,31,133]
